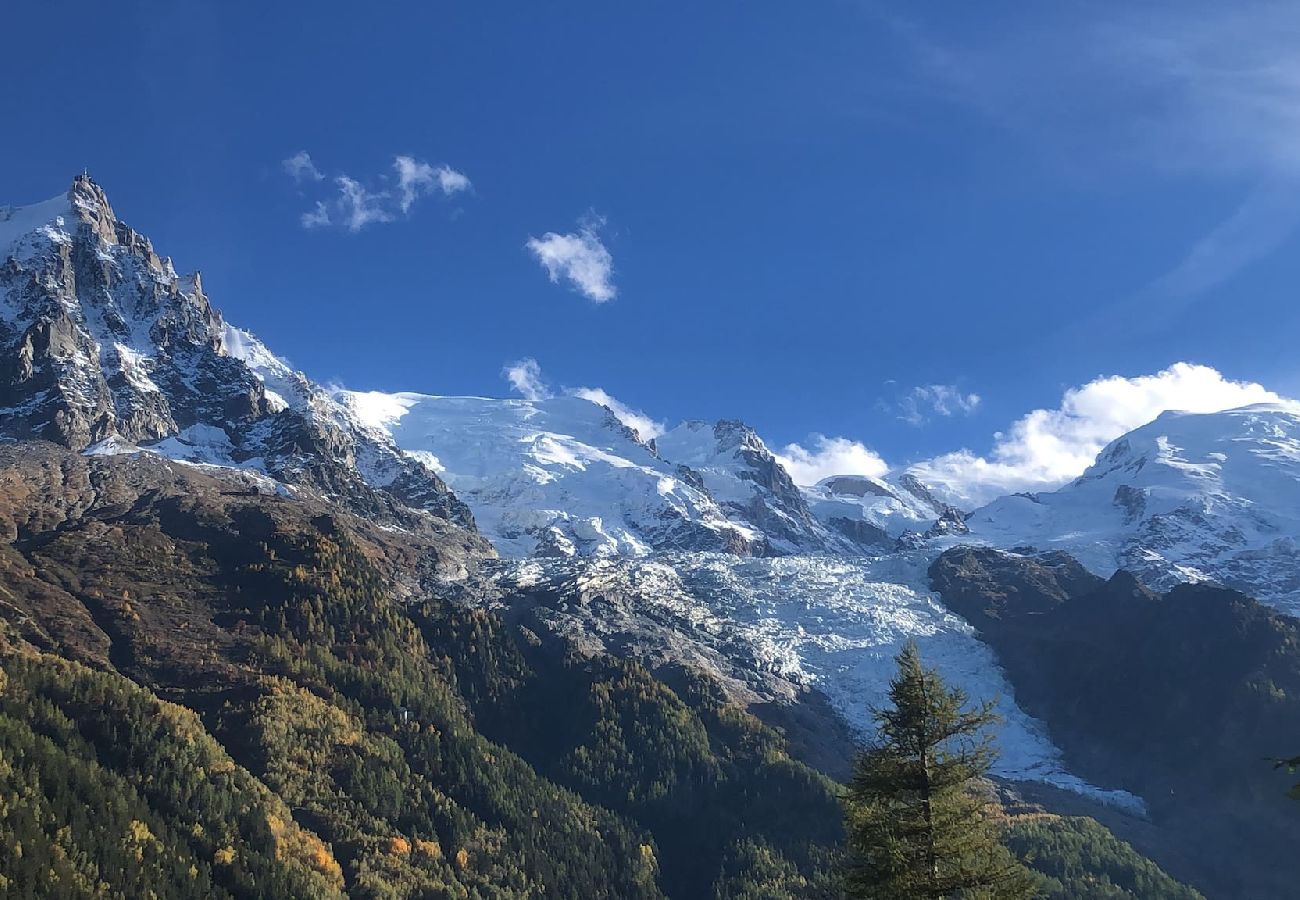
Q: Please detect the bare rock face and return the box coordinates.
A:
[0,176,486,546]
[654,418,855,555]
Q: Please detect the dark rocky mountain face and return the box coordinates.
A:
[713,420,830,551]
[0,177,261,448]
[930,546,1300,899]
[0,176,481,539]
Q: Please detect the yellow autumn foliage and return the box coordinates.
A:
[414,839,442,860]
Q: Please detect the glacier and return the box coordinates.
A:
[484,550,1144,811]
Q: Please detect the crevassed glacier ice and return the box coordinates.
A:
[661,552,1144,811]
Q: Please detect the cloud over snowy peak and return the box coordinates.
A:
[907,362,1294,508]
[776,436,890,486]
[282,152,471,232]
[501,358,664,439]
[501,358,552,401]
[491,361,1289,506]
[526,214,617,303]
[569,387,666,440]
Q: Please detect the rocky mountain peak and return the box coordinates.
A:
[712,418,766,453]
[0,177,485,547]
[653,417,842,554]
[68,173,117,241]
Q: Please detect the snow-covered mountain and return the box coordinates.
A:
[802,471,965,546]
[339,391,762,557]
[10,178,1300,610]
[654,419,861,553]
[964,403,1300,614]
[339,391,882,557]
[0,176,484,553]
[8,175,1300,817]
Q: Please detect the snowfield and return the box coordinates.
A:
[965,403,1300,614]
[340,391,757,557]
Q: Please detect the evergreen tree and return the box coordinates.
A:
[1274,754,1300,800]
[842,641,1035,899]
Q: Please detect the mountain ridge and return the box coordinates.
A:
[0,176,486,556]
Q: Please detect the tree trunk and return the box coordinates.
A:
[919,680,939,895]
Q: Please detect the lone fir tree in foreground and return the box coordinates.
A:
[843,642,1035,899]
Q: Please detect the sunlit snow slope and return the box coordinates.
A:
[341,391,760,557]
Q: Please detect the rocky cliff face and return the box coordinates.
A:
[0,177,485,546]
[654,419,854,555]
[0,177,262,448]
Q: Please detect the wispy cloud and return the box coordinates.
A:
[526,215,617,303]
[335,176,394,232]
[1147,180,1300,299]
[570,386,665,440]
[776,435,889,486]
[881,3,1300,180]
[502,358,552,401]
[882,2,1300,301]
[300,201,332,229]
[907,362,1292,508]
[282,150,323,183]
[896,384,981,427]
[283,153,470,232]
[394,155,471,213]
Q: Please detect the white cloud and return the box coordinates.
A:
[502,358,553,401]
[335,176,394,232]
[526,217,616,303]
[898,384,981,426]
[300,201,331,229]
[282,150,323,182]
[907,362,1291,508]
[570,387,665,440]
[777,435,890,486]
[288,153,470,232]
[394,155,472,213]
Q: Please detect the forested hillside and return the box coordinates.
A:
[0,443,1196,897]
[931,546,1300,898]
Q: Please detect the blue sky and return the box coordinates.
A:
[4,1,1299,497]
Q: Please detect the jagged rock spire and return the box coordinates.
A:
[0,177,481,540]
